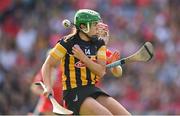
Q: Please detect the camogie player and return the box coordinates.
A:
[30,25,121,115]
[96,22,122,77]
[42,9,130,115]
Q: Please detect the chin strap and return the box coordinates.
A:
[77,29,98,43]
[81,22,90,33]
[76,23,99,43]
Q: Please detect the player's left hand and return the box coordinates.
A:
[107,51,120,64]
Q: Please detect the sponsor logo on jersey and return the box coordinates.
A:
[75,59,97,68]
[75,61,85,68]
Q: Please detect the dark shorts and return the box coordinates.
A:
[63,85,109,115]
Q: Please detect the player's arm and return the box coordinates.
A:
[72,45,106,78]
[42,55,60,96]
[42,43,66,96]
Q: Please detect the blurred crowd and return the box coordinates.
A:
[0,0,179,115]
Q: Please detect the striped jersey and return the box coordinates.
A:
[50,34,106,90]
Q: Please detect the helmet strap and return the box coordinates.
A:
[81,22,90,33]
[77,23,95,41]
[80,29,91,39]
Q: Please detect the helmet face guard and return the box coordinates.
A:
[74,9,101,33]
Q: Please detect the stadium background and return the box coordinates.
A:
[0,0,179,114]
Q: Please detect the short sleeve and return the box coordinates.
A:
[97,45,106,61]
[49,39,67,60]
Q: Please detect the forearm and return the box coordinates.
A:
[42,55,60,91]
[42,62,53,90]
[72,44,106,77]
[82,56,106,77]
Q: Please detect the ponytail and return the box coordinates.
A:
[64,27,77,42]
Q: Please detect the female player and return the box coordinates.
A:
[31,25,121,115]
[42,9,130,115]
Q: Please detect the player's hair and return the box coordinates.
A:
[64,27,77,42]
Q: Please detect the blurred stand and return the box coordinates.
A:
[0,0,179,115]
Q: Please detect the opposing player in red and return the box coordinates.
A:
[97,22,122,77]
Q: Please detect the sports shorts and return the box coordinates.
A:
[63,85,109,115]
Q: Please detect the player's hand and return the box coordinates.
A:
[111,65,123,77]
[107,51,120,64]
[72,44,86,61]
[43,86,54,98]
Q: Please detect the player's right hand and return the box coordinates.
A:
[43,87,54,98]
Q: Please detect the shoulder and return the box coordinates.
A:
[98,39,105,46]
[95,38,105,50]
[57,36,76,48]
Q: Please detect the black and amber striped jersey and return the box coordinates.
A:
[50,34,106,90]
